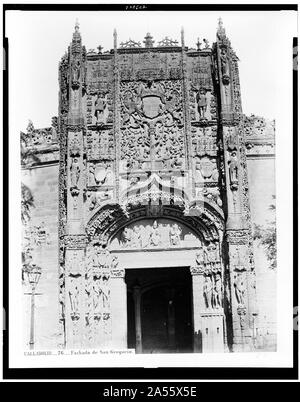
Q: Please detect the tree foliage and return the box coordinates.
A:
[253,196,276,270]
[20,123,41,278]
[20,126,40,223]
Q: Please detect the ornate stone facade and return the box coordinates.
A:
[21,20,276,353]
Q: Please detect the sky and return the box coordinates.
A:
[6,9,297,131]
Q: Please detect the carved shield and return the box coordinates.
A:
[199,157,215,179]
[142,96,162,119]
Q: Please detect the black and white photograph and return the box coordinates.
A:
[2,2,298,380]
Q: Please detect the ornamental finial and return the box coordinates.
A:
[113,28,117,50]
[72,18,81,41]
[143,32,154,48]
[217,17,226,39]
[75,18,80,33]
[181,26,185,47]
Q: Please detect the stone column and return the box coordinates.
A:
[110,267,127,349]
[133,284,142,354]
[166,288,176,350]
[64,235,86,348]
[222,125,254,352]
[226,232,253,352]
[190,266,206,352]
[190,263,225,353]
[216,22,257,352]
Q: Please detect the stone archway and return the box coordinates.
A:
[104,213,225,353]
[61,203,226,351]
[126,267,193,353]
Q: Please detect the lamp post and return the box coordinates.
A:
[26,265,41,350]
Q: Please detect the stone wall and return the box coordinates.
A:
[22,164,60,349]
[247,156,276,350]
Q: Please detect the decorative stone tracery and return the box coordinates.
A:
[53,21,260,352]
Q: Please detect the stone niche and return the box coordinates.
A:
[110,218,201,250]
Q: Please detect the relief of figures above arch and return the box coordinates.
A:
[110,219,202,250]
[120,80,185,173]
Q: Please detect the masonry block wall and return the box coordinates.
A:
[22,164,60,349]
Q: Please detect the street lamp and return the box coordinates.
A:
[26,265,41,350]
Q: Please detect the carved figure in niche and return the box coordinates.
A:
[100,131,110,156]
[68,275,80,318]
[213,273,222,308]
[229,151,239,190]
[196,88,207,119]
[148,220,161,247]
[72,59,81,83]
[70,157,80,188]
[203,275,213,309]
[220,48,230,84]
[169,223,182,246]
[234,275,246,306]
[227,128,238,151]
[94,92,107,123]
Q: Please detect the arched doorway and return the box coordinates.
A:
[126,267,193,353]
[82,204,226,353]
